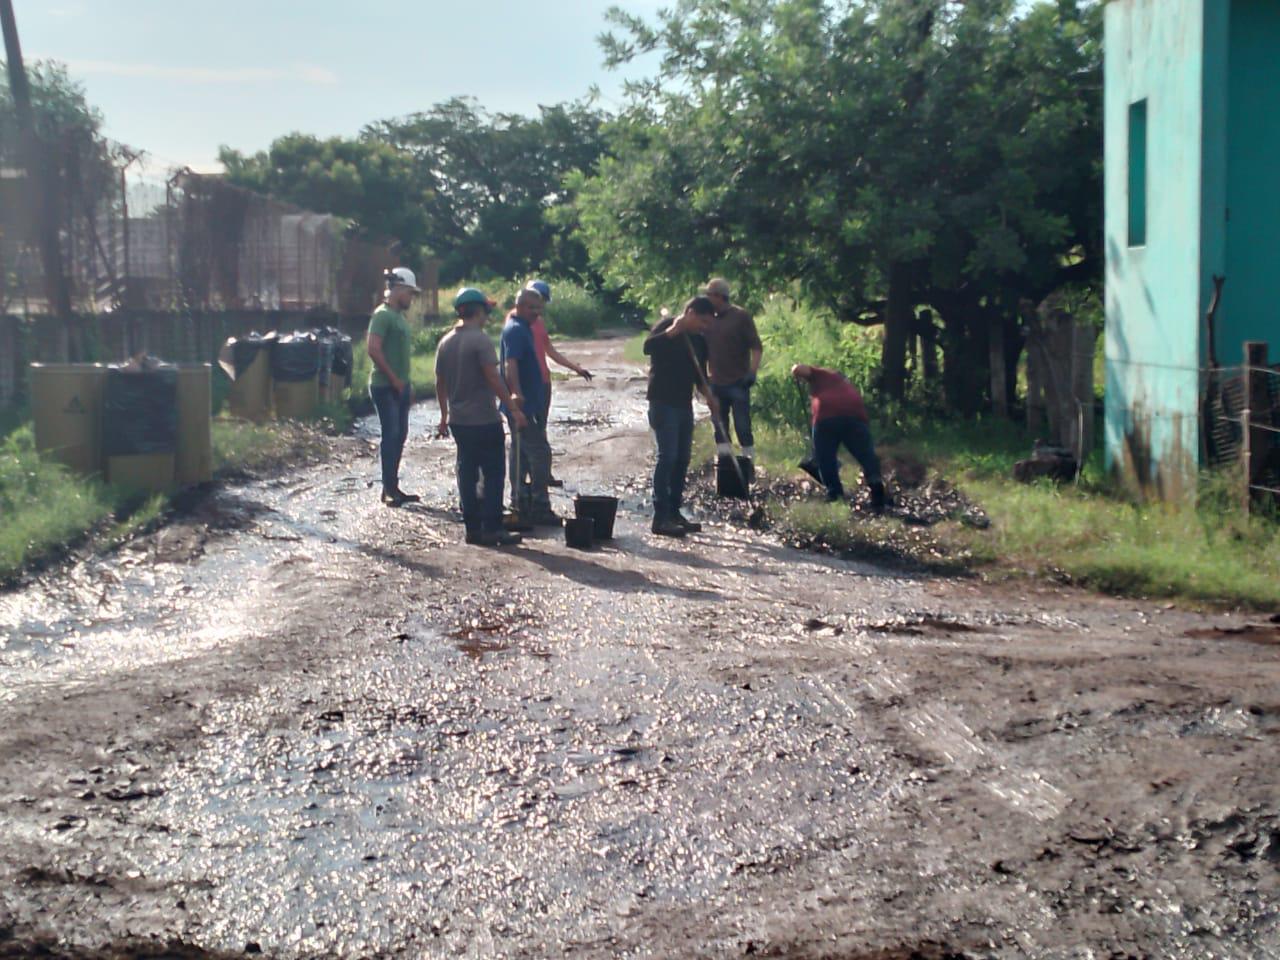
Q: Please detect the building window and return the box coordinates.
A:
[1128,99,1148,247]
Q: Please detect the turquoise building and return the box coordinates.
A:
[1104,0,1279,497]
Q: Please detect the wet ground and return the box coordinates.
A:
[2,334,1278,958]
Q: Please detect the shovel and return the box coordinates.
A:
[503,414,532,532]
[679,330,764,527]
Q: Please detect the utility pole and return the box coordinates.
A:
[2,0,76,343]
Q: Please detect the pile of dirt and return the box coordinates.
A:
[678,456,988,573]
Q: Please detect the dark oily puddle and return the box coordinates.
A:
[138,612,896,957]
[0,469,382,696]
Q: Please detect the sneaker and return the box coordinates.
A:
[672,511,702,533]
[381,489,407,507]
[651,517,687,538]
[393,489,421,503]
[798,458,821,482]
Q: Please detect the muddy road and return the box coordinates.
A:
[2,333,1278,959]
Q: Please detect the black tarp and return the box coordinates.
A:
[217,331,276,381]
[270,332,321,383]
[103,365,178,456]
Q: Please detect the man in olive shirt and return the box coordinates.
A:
[436,288,527,546]
[367,267,419,506]
[702,277,764,466]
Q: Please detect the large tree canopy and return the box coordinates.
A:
[576,0,1102,400]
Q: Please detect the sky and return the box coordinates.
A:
[16,0,665,173]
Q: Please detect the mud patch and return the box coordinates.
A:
[1185,622,1280,646]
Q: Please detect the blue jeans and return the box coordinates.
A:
[649,403,694,520]
[370,383,411,493]
[813,415,881,499]
[712,381,754,449]
[450,422,506,534]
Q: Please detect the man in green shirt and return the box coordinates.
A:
[368,267,419,506]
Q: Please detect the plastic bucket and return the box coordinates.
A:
[574,495,619,540]
[176,364,213,485]
[227,348,272,422]
[716,455,753,499]
[273,376,319,420]
[564,517,596,550]
[107,453,175,494]
[29,363,106,476]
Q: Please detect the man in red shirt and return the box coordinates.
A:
[792,364,885,512]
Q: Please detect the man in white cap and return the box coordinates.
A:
[367,266,420,506]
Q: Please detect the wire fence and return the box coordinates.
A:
[1203,347,1280,511]
[0,151,411,318]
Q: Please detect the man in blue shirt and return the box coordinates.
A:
[501,287,558,525]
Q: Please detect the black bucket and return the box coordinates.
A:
[564,517,596,550]
[574,495,619,540]
[716,455,753,499]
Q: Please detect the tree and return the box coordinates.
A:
[578,0,1102,404]
[220,97,609,284]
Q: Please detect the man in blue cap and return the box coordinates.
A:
[500,287,559,525]
[524,279,592,487]
[436,288,527,546]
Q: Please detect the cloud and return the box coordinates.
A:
[64,59,338,86]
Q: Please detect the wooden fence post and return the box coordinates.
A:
[1242,341,1269,514]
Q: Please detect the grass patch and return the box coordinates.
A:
[0,425,165,582]
[753,418,1280,610]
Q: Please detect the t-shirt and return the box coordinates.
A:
[702,304,762,386]
[435,323,501,426]
[530,314,552,384]
[499,314,546,417]
[644,316,709,408]
[367,304,411,388]
[808,367,869,425]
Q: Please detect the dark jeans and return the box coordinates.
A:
[509,411,553,512]
[370,382,411,493]
[813,415,882,499]
[450,422,506,534]
[648,402,694,519]
[712,381,754,449]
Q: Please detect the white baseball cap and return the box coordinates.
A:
[385,267,421,292]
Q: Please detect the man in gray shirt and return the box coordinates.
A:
[436,287,527,546]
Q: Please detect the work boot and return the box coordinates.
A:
[672,511,702,533]
[503,511,534,532]
[869,481,887,515]
[471,529,522,547]
[393,488,421,503]
[529,508,563,528]
[651,517,686,538]
[381,489,408,507]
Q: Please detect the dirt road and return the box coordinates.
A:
[2,334,1278,958]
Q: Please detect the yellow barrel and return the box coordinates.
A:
[273,376,319,420]
[176,364,213,485]
[226,348,272,422]
[107,453,176,494]
[29,363,107,476]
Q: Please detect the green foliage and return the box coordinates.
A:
[579,0,1103,394]
[221,98,608,283]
